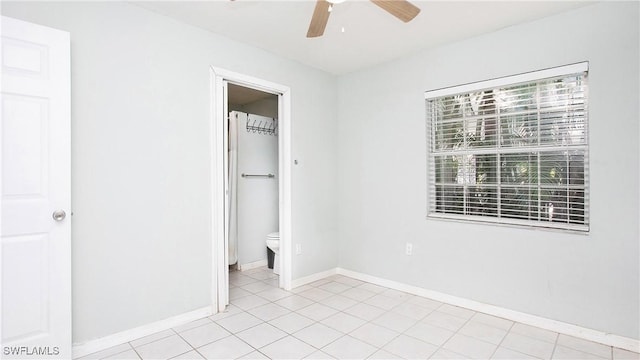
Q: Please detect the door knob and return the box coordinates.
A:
[52,210,66,221]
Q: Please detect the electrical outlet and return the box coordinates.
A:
[405,243,413,256]
[296,244,302,255]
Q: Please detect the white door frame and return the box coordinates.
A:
[210,67,292,312]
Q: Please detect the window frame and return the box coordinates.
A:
[425,62,590,232]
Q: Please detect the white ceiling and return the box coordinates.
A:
[135,1,592,75]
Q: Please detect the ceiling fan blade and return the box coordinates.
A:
[307,0,331,38]
[370,0,421,22]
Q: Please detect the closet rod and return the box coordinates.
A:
[241,173,275,178]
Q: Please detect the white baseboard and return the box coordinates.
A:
[239,259,268,271]
[336,268,640,353]
[290,268,337,289]
[72,306,213,359]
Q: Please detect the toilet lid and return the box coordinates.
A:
[267,232,279,239]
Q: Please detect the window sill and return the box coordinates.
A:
[426,212,590,234]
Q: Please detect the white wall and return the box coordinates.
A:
[337,2,639,340]
[1,2,339,344]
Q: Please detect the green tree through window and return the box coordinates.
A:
[426,66,588,231]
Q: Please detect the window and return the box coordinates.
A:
[425,63,589,231]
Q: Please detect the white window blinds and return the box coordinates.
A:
[425,63,589,231]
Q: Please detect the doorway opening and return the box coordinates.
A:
[227,84,279,274]
[210,67,292,313]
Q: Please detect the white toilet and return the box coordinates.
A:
[266,232,280,274]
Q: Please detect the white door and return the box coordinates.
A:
[1,16,71,359]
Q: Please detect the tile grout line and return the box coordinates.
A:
[264,276,362,355]
[303,278,537,360]
[231,333,268,359]
[238,271,386,357]
[250,271,457,358]
[427,305,477,359]
[487,319,517,360]
[170,324,199,357]
[131,346,143,360]
[302,285,439,358]
[549,332,560,360]
[250,272,351,357]
[229,269,325,356]
[365,303,432,357]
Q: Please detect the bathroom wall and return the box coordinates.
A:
[234,112,279,267]
[337,2,639,340]
[1,1,339,344]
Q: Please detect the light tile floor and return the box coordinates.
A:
[79,267,639,360]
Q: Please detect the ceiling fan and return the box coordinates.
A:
[307,0,421,38]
